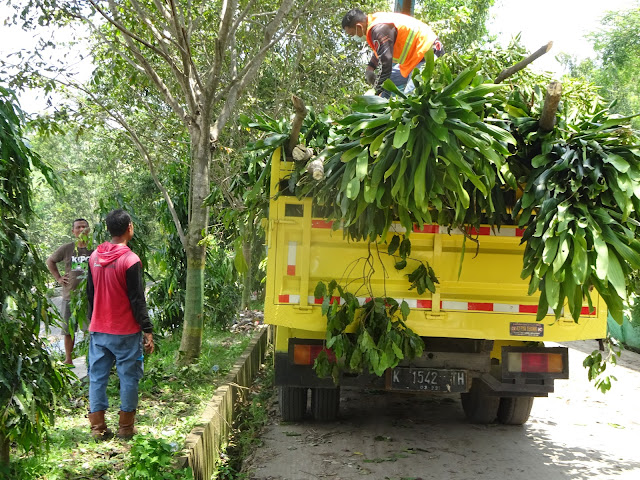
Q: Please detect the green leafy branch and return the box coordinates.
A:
[313,279,425,384]
[583,337,623,393]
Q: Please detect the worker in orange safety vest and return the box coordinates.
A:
[341,9,444,98]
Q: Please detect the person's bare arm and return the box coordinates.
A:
[46,251,68,285]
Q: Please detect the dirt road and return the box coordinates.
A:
[244,340,640,480]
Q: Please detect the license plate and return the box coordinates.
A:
[389,368,467,392]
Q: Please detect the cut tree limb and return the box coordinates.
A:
[539,81,562,131]
[494,42,553,84]
[306,158,324,180]
[288,94,308,157]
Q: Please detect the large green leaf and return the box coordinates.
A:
[346,177,361,199]
[606,249,627,299]
[393,122,412,149]
[571,234,589,284]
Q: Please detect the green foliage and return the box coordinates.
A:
[5,327,250,478]
[294,50,517,242]
[583,338,622,393]
[27,130,105,254]
[204,239,242,329]
[0,86,73,464]
[512,98,640,324]
[313,281,424,382]
[118,435,193,480]
[416,0,495,52]
[562,7,640,128]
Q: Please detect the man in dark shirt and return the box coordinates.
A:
[342,9,444,97]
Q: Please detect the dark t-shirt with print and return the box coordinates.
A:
[49,242,93,300]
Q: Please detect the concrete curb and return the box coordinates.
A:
[177,326,271,480]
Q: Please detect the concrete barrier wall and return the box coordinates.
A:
[177,326,270,480]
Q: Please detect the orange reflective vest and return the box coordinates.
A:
[366,12,437,78]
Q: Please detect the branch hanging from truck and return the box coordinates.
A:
[494,41,553,84]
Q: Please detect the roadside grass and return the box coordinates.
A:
[215,352,275,479]
[7,328,253,480]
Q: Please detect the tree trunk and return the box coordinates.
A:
[539,81,562,131]
[178,125,210,363]
[0,431,9,467]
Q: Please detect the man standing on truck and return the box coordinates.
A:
[341,8,444,98]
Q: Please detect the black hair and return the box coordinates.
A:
[342,8,367,29]
[105,209,132,237]
[72,218,89,229]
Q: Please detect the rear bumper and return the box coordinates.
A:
[274,338,569,397]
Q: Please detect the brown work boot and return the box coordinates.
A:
[117,410,138,440]
[88,410,113,441]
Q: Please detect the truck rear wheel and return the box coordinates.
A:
[311,387,340,421]
[497,396,534,425]
[460,383,499,424]
[279,386,308,422]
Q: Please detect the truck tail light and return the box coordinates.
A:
[507,352,563,373]
[293,344,336,365]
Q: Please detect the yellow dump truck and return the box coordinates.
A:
[264,148,608,424]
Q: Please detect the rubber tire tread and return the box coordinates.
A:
[311,387,340,421]
[279,386,307,422]
[497,396,534,425]
[460,383,500,424]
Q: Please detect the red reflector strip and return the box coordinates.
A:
[314,222,527,236]
[287,265,296,275]
[467,302,493,312]
[311,220,333,229]
[466,226,491,236]
[413,224,439,233]
[581,306,597,315]
[417,299,432,309]
[519,304,538,314]
[278,295,300,304]
[311,296,342,305]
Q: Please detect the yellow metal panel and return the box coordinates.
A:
[274,325,326,353]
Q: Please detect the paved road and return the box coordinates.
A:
[245,340,640,480]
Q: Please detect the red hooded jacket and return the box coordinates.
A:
[88,242,151,335]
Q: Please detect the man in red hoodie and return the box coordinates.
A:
[86,209,154,441]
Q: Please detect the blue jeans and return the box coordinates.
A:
[381,60,425,98]
[89,332,144,413]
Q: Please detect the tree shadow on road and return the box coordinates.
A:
[250,389,640,480]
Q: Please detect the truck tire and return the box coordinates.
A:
[279,386,307,422]
[460,383,499,424]
[497,396,534,425]
[311,387,340,421]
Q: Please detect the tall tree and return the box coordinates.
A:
[560,6,640,126]
[416,0,494,52]
[6,0,323,363]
